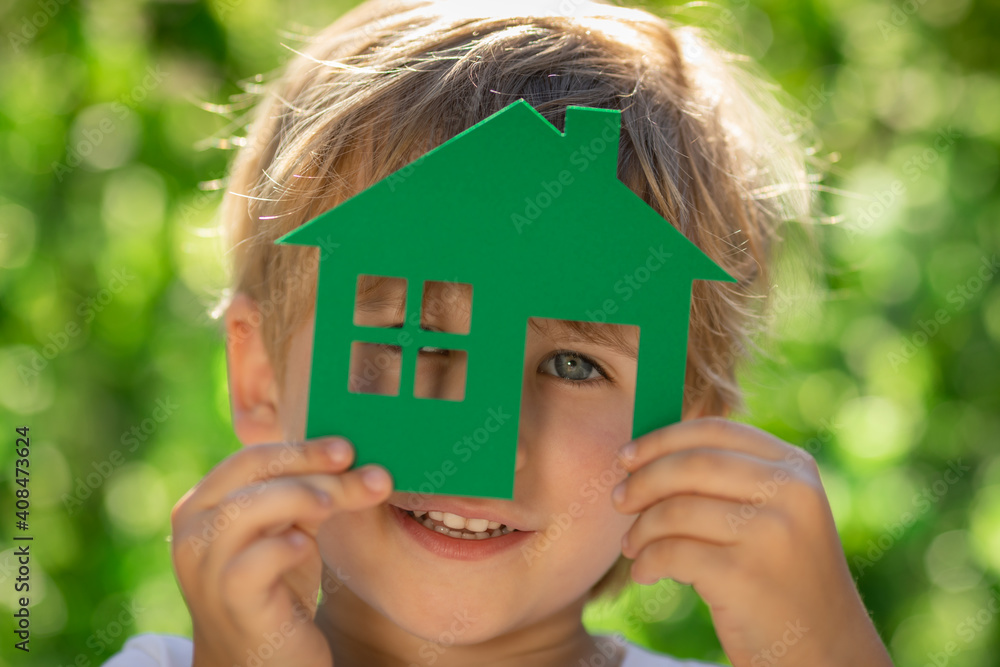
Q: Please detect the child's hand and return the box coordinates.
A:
[169,437,392,667]
[613,417,895,667]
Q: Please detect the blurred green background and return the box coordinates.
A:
[1,0,998,665]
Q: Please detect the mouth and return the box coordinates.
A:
[390,504,523,539]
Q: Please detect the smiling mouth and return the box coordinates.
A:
[398,508,520,539]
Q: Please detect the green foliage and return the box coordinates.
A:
[0,1,997,665]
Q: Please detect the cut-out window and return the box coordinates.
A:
[347,342,402,396]
[524,317,640,429]
[414,348,468,401]
[353,275,407,328]
[420,280,472,334]
[350,275,473,401]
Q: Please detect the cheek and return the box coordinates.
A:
[278,322,317,441]
[541,390,633,466]
[536,402,633,535]
[315,507,386,573]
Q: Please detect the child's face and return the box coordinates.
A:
[242,280,702,655]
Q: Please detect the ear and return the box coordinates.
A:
[224,291,283,446]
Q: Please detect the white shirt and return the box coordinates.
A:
[100,632,724,666]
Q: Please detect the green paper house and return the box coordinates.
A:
[275,99,735,500]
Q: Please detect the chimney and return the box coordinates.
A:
[563,106,621,181]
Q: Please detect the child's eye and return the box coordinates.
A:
[537,350,611,387]
[371,345,455,360]
[376,343,452,358]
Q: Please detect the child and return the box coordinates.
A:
[104,0,896,665]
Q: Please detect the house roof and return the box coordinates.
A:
[275,99,735,286]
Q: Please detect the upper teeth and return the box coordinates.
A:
[416,510,504,533]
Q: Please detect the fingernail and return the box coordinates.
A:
[327,439,351,463]
[619,442,636,462]
[288,530,306,547]
[362,467,389,492]
[612,482,626,505]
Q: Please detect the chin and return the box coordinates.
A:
[384,584,518,643]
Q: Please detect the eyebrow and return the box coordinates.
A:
[531,318,639,361]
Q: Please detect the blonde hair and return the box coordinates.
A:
[212,0,818,603]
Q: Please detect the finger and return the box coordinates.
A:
[622,494,745,559]
[184,476,335,579]
[219,527,316,633]
[618,417,806,474]
[629,535,731,596]
[613,446,793,515]
[193,466,393,578]
[172,438,356,525]
[172,476,329,572]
